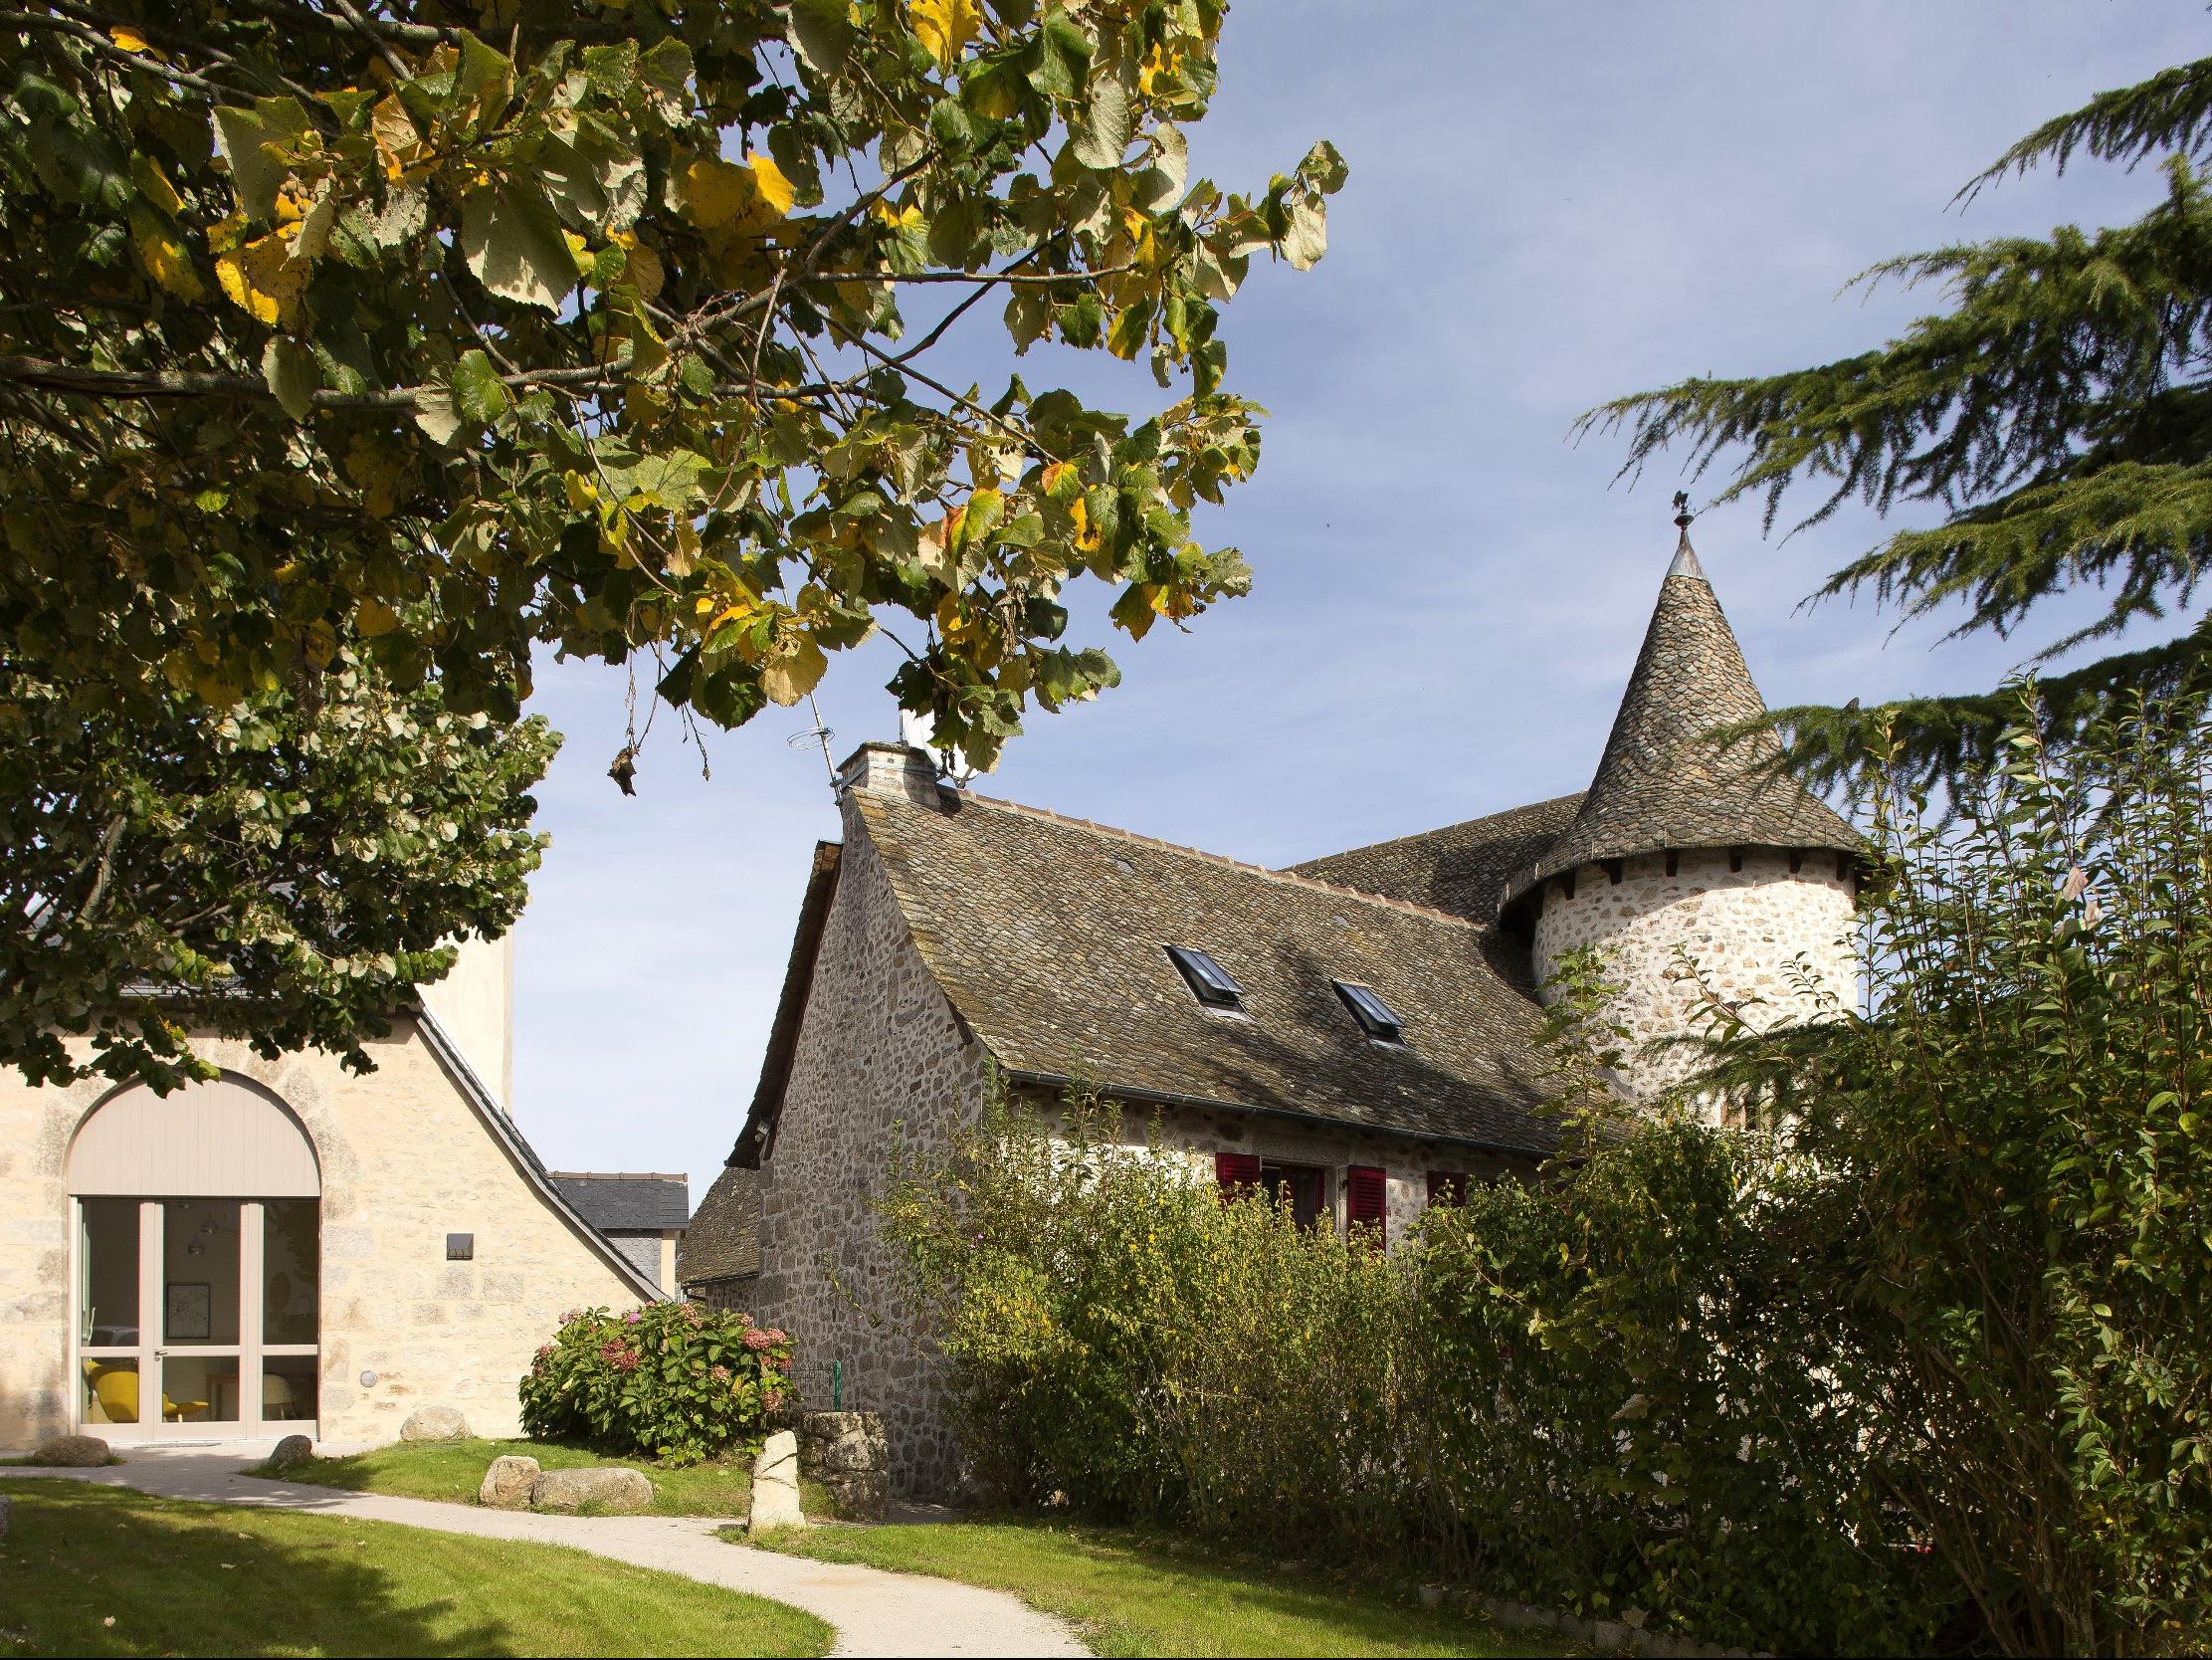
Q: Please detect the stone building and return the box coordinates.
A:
[0,936,660,1453]
[677,1162,761,1311]
[725,521,1863,1493]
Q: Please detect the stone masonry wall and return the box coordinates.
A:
[0,1019,643,1451]
[748,810,988,1494]
[1531,847,1858,1100]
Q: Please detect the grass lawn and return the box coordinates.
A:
[255,1436,760,1518]
[0,1478,832,1658]
[754,1520,1572,1658]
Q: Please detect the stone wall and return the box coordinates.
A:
[748,808,988,1493]
[1530,847,1858,1098]
[0,1018,645,1451]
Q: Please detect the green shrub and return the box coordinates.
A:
[517,1302,794,1465]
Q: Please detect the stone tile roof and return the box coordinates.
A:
[548,1172,691,1233]
[677,1162,760,1285]
[1500,536,1859,913]
[1290,792,1586,923]
[852,786,1562,1155]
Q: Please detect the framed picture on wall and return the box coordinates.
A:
[165,1282,211,1342]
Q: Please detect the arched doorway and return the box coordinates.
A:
[68,1076,321,1442]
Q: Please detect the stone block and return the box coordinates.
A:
[748,1429,804,1531]
[399,1404,470,1442]
[479,1454,539,1509]
[267,1434,314,1470]
[32,1433,110,1467]
[530,1465,653,1514]
[0,1494,10,1540]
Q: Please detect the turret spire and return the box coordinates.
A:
[1668,491,1705,580]
[1498,515,1857,916]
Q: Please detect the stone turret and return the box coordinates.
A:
[1499,519,1862,1099]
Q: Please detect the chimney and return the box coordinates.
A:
[835,741,946,809]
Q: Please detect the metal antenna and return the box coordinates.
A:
[787,694,837,784]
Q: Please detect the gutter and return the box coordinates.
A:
[414,1005,665,1304]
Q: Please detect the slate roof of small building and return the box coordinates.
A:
[848,784,1562,1155]
[677,1163,760,1285]
[548,1171,691,1234]
[1499,535,1859,912]
[1290,792,1586,924]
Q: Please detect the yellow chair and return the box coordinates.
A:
[85,1363,207,1425]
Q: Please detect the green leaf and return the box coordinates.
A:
[1283,198,1327,271]
[1070,73,1132,170]
[260,337,319,422]
[211,98,311,221]
[450,349,511,425]
[460,184,579,311]
[785,0,855,74]
[1301,138,1350,194]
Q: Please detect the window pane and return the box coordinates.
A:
[160,1353,240,1424]
[80,1198,139,1347]
[262,1355,318,1424]
[162,1199,241,1346]
[263,1199,319,1347]
[82,1357,140,1426]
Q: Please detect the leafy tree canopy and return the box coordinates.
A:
[0,0,1340,771]
[0,0,1338,1086]
[1585,55,2212,792]
[3,660,556,1089]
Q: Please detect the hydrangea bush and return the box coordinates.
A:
[517,1302,793,1466]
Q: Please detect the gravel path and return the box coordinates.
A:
[3,1447,1087,1659]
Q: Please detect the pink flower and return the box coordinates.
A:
[742,1329,777,1351]
[534,1345,553,1360]
[599,1339,638,1371]
[623,1309,642,1325]
[710,1364,730,1382]
[762,1387,784,1411]
[773,1353,794,1373]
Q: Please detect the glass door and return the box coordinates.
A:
[75,1197,319,1440]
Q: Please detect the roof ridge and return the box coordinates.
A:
[1292,790,1587,868]
[956,790,1490,931]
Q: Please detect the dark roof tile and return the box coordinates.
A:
[1501,534,1857,911]
[854,787,1561,1154]
[1291,792,1585,923]
[548,1173,690,1233]
[677,1163,760,1285]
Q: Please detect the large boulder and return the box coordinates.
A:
[479,1454,540,1510]
[398,1405,470,1443]
[748,1429,805,1532]
[32,1434,110,1468]
[267,1434,314,1471]
[797,1411,887,1520]
[530,1466,654,1515]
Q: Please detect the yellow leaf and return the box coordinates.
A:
[355,599,400,637]
[344,436,406,519]
[214,230,305,327]
[131,206,204,301]
[109,24,151,53]
[683,157,755,230]
[563,229,594,277]
[748,153,796,216]
[760,635,829,707]
[908,0,981,69]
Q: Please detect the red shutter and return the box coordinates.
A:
[1214,1151,1261,1199]
[1427,1170,1471,1207]
[1346,1164,1388,1244]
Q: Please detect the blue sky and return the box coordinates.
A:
[510,3,2207,1195]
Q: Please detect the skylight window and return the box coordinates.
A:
[1166,945,1245,1010]
[1334,980,1405,1043]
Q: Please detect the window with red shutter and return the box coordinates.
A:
[1345,1163,1387,1244]
[1427,1170,1471,1207]
[1214,1150,1261,1200]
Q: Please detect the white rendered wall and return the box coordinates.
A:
[420,934,513,1114]
[1531,847,1858,1100]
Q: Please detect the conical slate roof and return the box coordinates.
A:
[1498,526,1859,914]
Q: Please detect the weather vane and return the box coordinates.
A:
[1673,490,1695,529]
